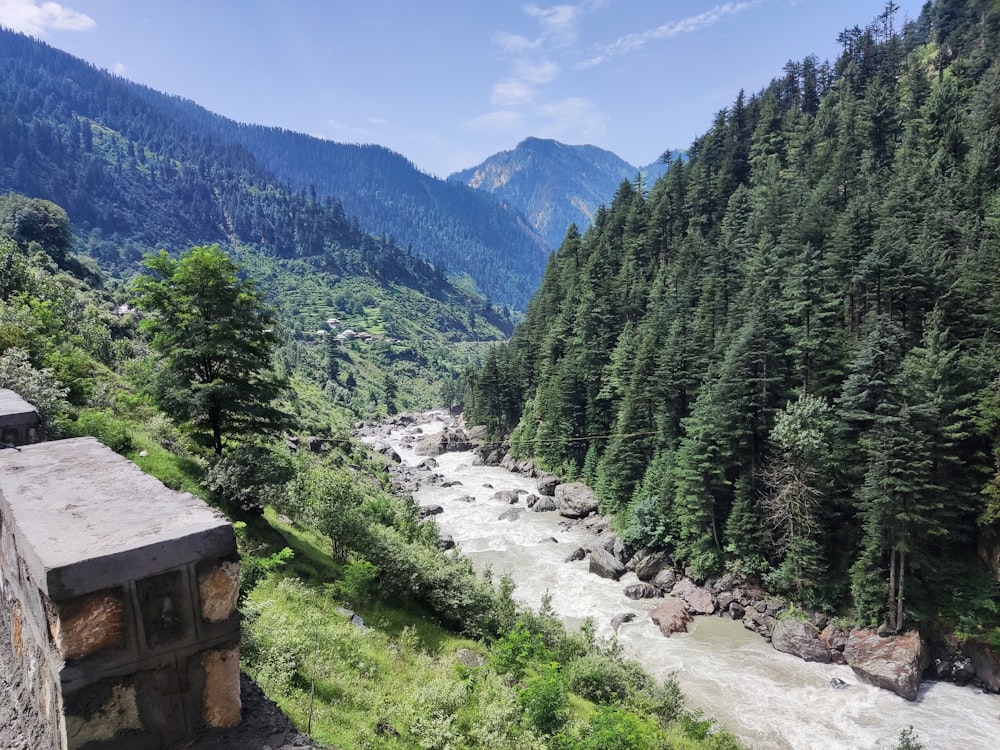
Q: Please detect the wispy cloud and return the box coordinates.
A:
[470,109,526,133]
[579,2,756,68]
[524,3,583,48]
[0,0,95,36]
[537,96,608,140]
[476,2,597,138]
[112,61,126,76]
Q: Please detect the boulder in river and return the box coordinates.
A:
[369,439,401,463]
[771,618,831,663]
[564,547,586,563]
[611,612,637,631]
[589,547,626,580]
[650,598,691,636]
[554,482,599,518]
[967,641,1000,692]
[491,490,521,504]
[634,551,669,582]
[844,628,930,701]
[531,496,557,512]
[439,534,455,550]
[418,504,444,519]
[498,507,524,522]
[673,579,716,615]
[623,583,660,600]
[651,568,678,593]
[536,473,560,496]
[415,427,473,456]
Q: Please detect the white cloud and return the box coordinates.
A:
[515,58,559,85]
[492,30,539,54]
[112,61,126,76]
[492,79,535,108]
[524,3,582,48]
[0,0,95,36]
[368,117,387,126]
[579,2,756,67]
[470,109,526,133]
[537,96,609,141]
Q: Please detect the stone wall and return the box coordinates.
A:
[0,387,42,447]
[0,437,241,749]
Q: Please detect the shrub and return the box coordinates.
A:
[518,662,569,736]
[70,408,133,453]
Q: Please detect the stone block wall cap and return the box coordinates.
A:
[0,437,235,599]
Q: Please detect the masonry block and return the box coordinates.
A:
[198,560,240,623]
[0,437,242,749]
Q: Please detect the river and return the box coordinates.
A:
[379,417,999,749]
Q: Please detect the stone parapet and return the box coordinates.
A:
[0,437,241,749]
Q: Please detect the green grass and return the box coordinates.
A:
[126,433,205,496]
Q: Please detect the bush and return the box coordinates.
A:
[70,408,133,453]
[204,444,294,513]
[518,663,569,736]
[562,706,660,750]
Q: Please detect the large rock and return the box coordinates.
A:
[634,551,669,582]
[771,618,831,663]
[418,504,444,519]
[563,547,587,563]
[589,547,626,580]
[414,427,473,456]
[531,496,557,512]
[611,612,637,631]
[369,439,401,463]
[844,629,930,700]
[536,474,559,496]
[673,579,716,615]
[650,598,691,637]
[623,583,660,600]
[967,641,1000,692]
[498,507,524,522]
[554,482,599,518]
[490,490,520,504]
[651,568,678,593]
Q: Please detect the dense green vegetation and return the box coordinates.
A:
[0,28,549,308]
[0,199,742,748]
[466,1,1000,641]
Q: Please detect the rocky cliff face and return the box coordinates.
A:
[449,138,672,249]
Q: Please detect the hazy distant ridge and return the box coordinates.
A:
[449,137,676,249]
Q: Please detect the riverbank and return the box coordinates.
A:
[358,410,1000,749]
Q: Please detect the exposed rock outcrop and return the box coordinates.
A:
[588,547,626,580]
[536,474,559,496]
[650,598,691,636]
[771,618,831,663]
[553,482,599,518]
[623,583,660,600]
[844,629,930,701]
[672,579,716,615]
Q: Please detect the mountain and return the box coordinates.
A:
[0,29,548,309]
[0,29,517,415]
[448,138,678,249]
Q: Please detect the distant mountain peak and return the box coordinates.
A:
[449,138,672,248]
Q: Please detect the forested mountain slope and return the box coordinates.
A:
[0,29,549,309]
[448,137,672,249]
[466,1,1000,636]
[0,29,515,416]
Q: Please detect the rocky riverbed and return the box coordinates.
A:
[357,411,1000,706]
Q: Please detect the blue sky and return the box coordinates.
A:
[2,0,927,177]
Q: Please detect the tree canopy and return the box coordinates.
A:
[132,244,288,454]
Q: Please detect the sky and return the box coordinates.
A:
[1,0,928,178]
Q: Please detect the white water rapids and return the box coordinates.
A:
[378,418,999,749]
